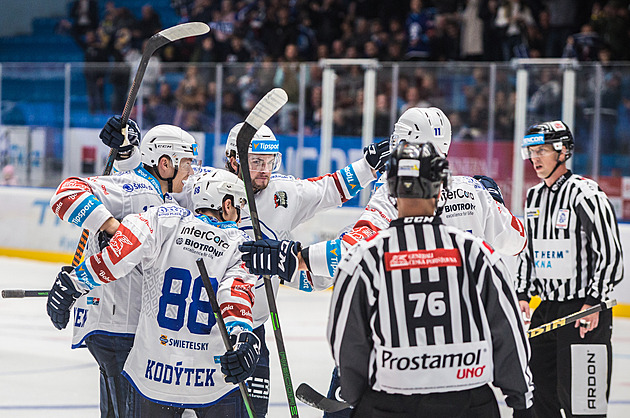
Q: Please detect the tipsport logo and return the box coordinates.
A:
[251,139,279,153]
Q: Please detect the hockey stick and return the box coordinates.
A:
[527,299,617,338]
[236,88,301,417]
[70,21,209,268]
[296,383,350,413]
[1,289,49,298]
[296,299,620,413]
[196,258,255,418]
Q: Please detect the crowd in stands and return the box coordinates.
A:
[59,0,630,151]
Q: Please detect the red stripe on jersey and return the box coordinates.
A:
[220,302,253,322]
[511,215,525,237]
[53,191,89,220]
[482,241,495,254]
[88,252,116,284]
[57,178,93,195]
[230,277,254,302]
[105,224,141,265]
[307,172,346,202]
[385,249,462,271]
[342,221,379,245]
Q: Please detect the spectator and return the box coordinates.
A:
[261,6,299,59]
[174,65,206,125]
[528,68,562,124]
[133,4,162,48]
[79,30,108,114]
[1,165,18,186]
[459,0,484,60]
[225,36,251,62]
[562,23,603,61]
[479,0,503,61]
[109,27,133,113]
[546,0,579,57]
[58,0,99,45]
[405,0,436,60]
[274,44,303,133]
[495,0,535,60]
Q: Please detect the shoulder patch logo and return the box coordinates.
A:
[274,191,288,208]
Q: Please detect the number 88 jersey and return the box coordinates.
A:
[69,203,257,407]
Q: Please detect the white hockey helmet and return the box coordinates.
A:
[225,122,282,172]
[140,125,198,169]
[390,107,452,157]
[191,170,247,213]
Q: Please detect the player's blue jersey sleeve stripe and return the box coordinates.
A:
[68,195,101,227]
[340,164,361,197]
[75,262,100,289]
[326,239,342,277]
[225,320,253,334]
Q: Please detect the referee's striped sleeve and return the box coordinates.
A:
[476,248,534,410]
[575,190,624,304]
[327,248,375,406]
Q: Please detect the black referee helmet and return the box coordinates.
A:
[387,141,450,199]
[521,120,574,160]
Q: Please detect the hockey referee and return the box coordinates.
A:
[328,141,534,417]
[516,120,623,418]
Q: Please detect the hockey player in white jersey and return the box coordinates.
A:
[223,122,388,417]
[239,107,528,417]
[47,170,258,416]
[47,122,198,417]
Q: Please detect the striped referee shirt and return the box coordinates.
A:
[516,171,623,304]
[328,216,534,410]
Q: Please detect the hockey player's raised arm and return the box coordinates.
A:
[50,177,118,234]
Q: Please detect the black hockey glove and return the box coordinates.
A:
[220,331,261,384]
[47,266,82,330]
[513,407,534,418]
[473,175,505,205]
[99,115,141,159]
[239,239,301,282]
[97,230,114,251]
[363,139,391,173]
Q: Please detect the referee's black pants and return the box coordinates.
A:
[529,299,613,418]
[351,384,500,418]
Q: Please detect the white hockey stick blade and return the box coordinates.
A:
[296,383,351,413]
[159,22,209,43]
[244,88,288,131]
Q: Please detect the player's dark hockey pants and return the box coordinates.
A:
[351,384,500,417]
[529,299,612,418]
[246,324,270,417]
[134,387,247,417]
[85,334,137,418]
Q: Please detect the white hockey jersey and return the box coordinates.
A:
[50,166,176,347]
[307,176,527,288]
[68,204,257,407]
[239,161,376,327]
